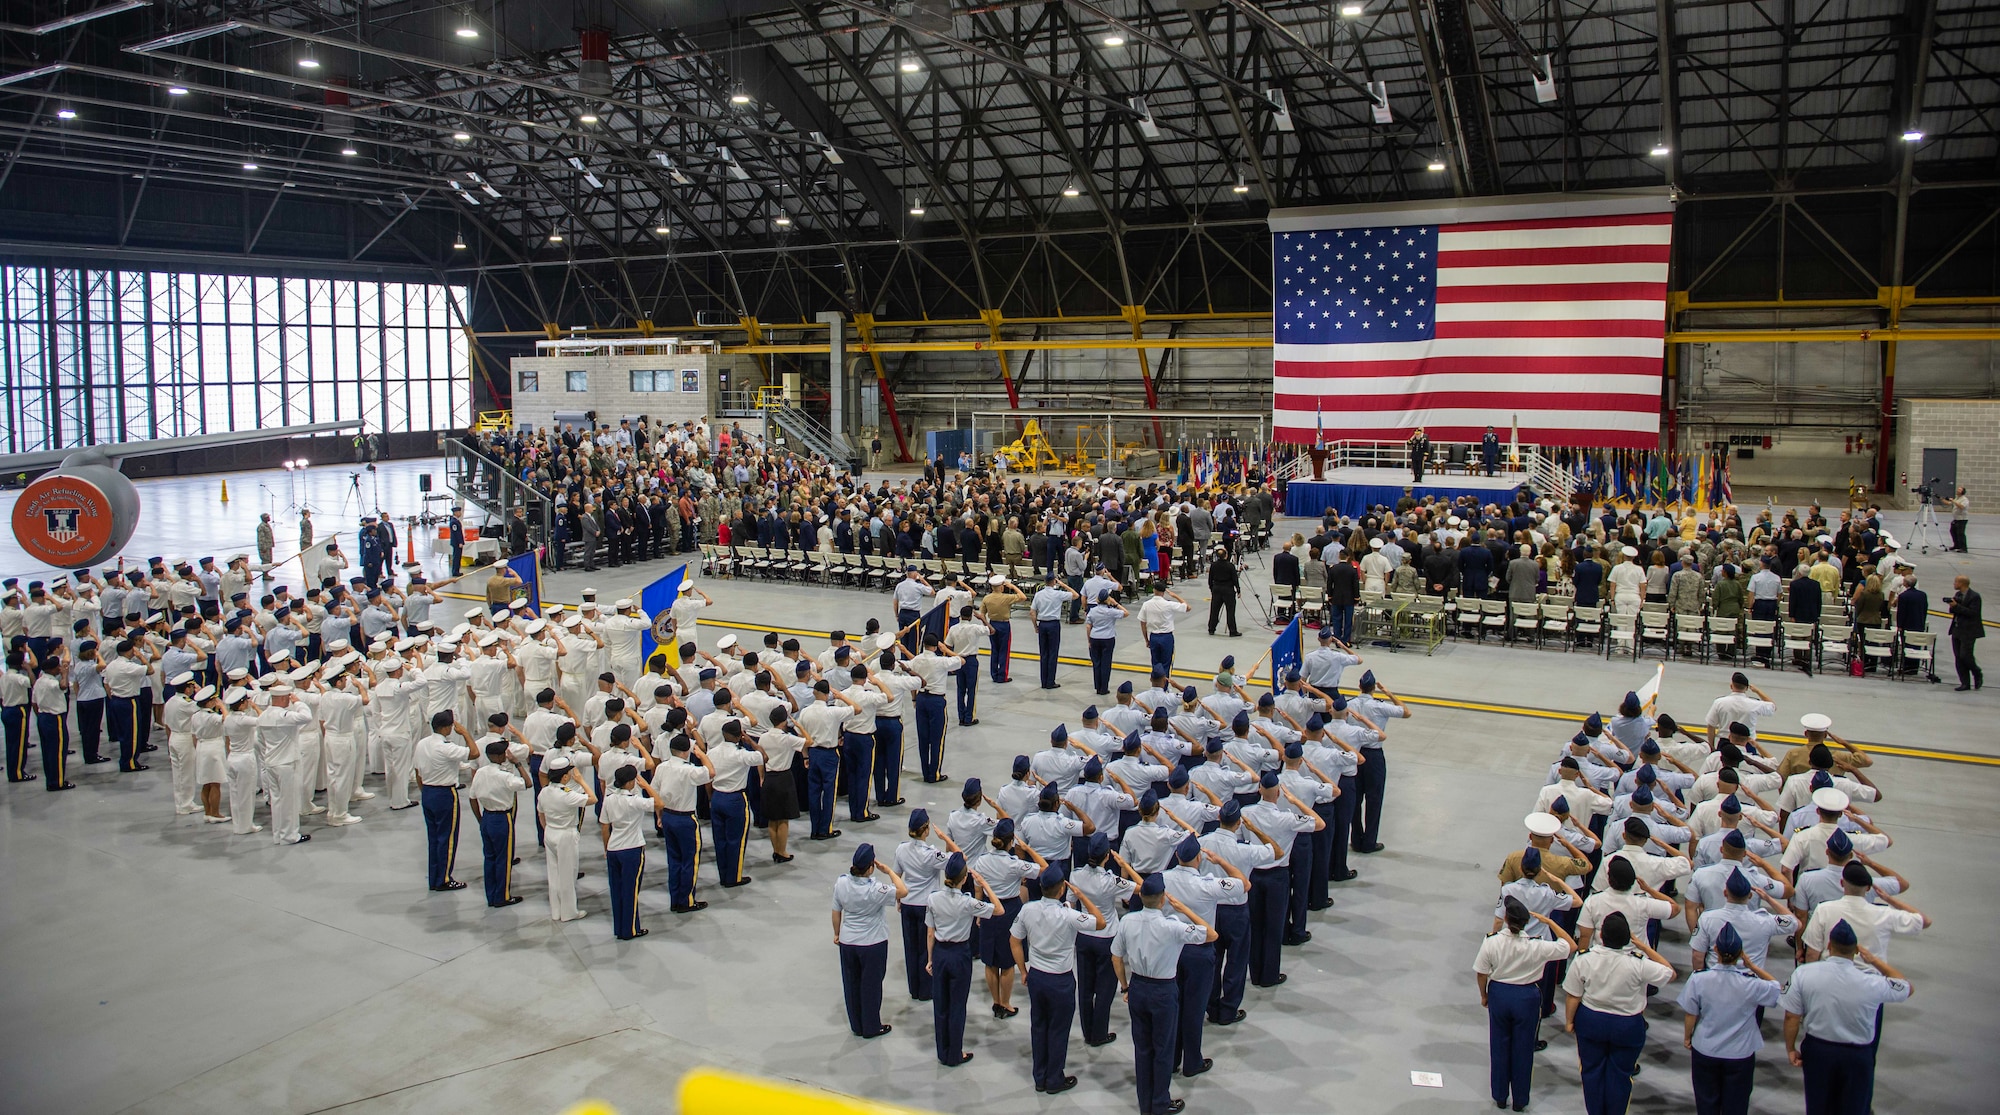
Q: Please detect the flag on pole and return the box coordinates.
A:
[639,562,691,672]
[1270,615,1302,695]
[1315,399,1325,447]
[1635,663,1664,714]
[920,600,948,648]
[505,550,541,614]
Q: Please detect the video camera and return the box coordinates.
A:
[1913,476,1944,504]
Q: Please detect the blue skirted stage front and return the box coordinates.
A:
[1282,466,1531,519]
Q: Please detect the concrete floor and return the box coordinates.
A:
[3,459,1998,1114]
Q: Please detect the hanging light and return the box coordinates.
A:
[455,17,478,39]
[1061,180,1081,198]
[1426,158,1447,172]
[774,211,792,226]
[340,143,359,156]
[453,130,471,142]
[1340,3,1365,16]
[166,84,189,96]
[547,230,563,243]
[1102,35,1125,47]
[1901,128,1924,142]
[1231,171,1250,194]
[298,52,320,70]
[242,160,259,171]
[453,232,467,250]
[899,57,921,73]
[654,224,671,235]
[729,85,752,105]
[909,197,926,216]
[578,112,599,124]
[56,106,77,120]
[1649,142,1671,157]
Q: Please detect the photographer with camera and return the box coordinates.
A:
[1949,486,1970,553]
[1949,575,1984,691]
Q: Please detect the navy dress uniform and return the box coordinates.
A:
[892,569,934,654]
[833,844,906,1038]
[1031,574,1072,689]
[651,737,713,912]
[415,714,478,890]
[894,811,950,1000]
[926,854,1002,1065]
[907,638,960,782]
[708,725,762,888]
[601,765,661,939]
[1475,897,1576,1111]
[1113,875,1213,1115]
[1010,865,1102,1094]
[1679,924,1782,1115]
[1561,913,1677,1115]
[1163,836,1239,1076]
[1781,920,1914,1115]
[468,739,528,907]
[31,665,74,790]
[1070,834,1137,1047]
[1,658,31,783]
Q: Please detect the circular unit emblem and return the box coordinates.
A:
[13,473,118,567]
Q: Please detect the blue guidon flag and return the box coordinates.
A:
[1270,189,1673,450]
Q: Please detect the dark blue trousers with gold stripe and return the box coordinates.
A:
[35,711,69,789]
[421,784,460,888]
[711,789,748,886]
[479,806,515,905]
[2,705,28,782]
[606,845,645,939]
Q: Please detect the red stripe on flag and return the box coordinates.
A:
[1275,356,1663,378]
[1434,282,1668,303]
[1436,244,1672,268]
[1441,212,1675,234]
[1434,319,1663,339]
[1274,390,1661,414]
[1275,425,1660,450]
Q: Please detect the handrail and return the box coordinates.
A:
[446,435,555,549]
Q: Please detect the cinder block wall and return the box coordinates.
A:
[1895,399,2000,509]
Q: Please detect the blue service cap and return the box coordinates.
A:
[1140,872,1166,897]
[1284,667,1302,683]
[1722,828,1747,849]
[1181,685,1199,702]
[1318,627,1336,641]
[1359,670,1377,691]
[1168,767,1189,788]
[1583,712,1603,732]
[909,808,929,833]
[698,667,717,680]
[1139,789,1160,811]
[1640,738,1661,755]
[993,818,1016,842]
[1082,704,1099,720]
[1176,834,1201,863]
[1636,765,1657,784]
[1828,919,1858,947]
[963,777,983,796]
[945,851,967,878]
[1725,868,1752,897]
[1205,737,1225,755]
[1220,655,1236,670]
[1039,783,1061,804]
[1083,756,1103,778]
[1123,731,1142,752]
[1087,832,1110,861]
[1720,794,1742,814]
[1520,847,1543,876]
[1826,827,1854,856]
[1012,754,1032,776]
[1284,742,1303,759]
[1631,787,1655,806]
[1305,713,1326,731]
[1550,794,1570,814]
[1332,695,1348,711]
[1117,680,1134,694]
[1231,710,1250,732]
[1259,770,1281,789]
[1039,863,1066,890]
[1051,724,1069,743]
[852,843,876,869]
[1714,922,1744,956]
[796,659,813,675]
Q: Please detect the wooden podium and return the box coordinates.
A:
[1307,447,1330,480]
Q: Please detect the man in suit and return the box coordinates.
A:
[1326,556,1359,643]
[1271,542,1301,592]
[1948,575,1983,691]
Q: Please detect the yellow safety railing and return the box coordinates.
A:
[472,409,514,432]
[755,385,788,410]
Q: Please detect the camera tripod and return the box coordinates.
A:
[1912,500,1945,554]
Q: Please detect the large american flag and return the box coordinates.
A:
[1271,191,1674,450]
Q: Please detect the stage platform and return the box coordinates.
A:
[1282,466,1531,519]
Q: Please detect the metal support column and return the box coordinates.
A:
[853,312,914,462]
[1120,305,1168,448]
[819,310,850,458]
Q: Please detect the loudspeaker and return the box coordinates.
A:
[419,473,433,492]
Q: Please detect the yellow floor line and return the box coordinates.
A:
[434,589,1998,768]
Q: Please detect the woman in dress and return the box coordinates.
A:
[221,687,264,834]
[191,684,231,822]
[969,817,1047,1018]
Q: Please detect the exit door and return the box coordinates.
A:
[1920,448,1957,500]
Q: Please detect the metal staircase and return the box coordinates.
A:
[444,436,554,548]
[759,401,845,463]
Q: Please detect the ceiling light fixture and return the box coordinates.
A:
[547,231,563,243]
[56,106,77,119]
[1231,172,1250,194]
[909,197,926,215]
[1901,128,1924,142]
[1061,181,1081,198]
[298,54,320,70]
[242,160,259,170]
[578,112,599,124]
[729,85,751,105]
[166,84,188,96]
[455,20,478,39]
[654,224,671,235]
[774,212,791,226]
[1427,158,1447,172]
[453,234,467,250]
[453,130,471,142]
[340,143,359,156]
[899,57,921,73]
[1340,3,1365,16]
[1649,142,1671,157]
[1102,35,1126,47]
